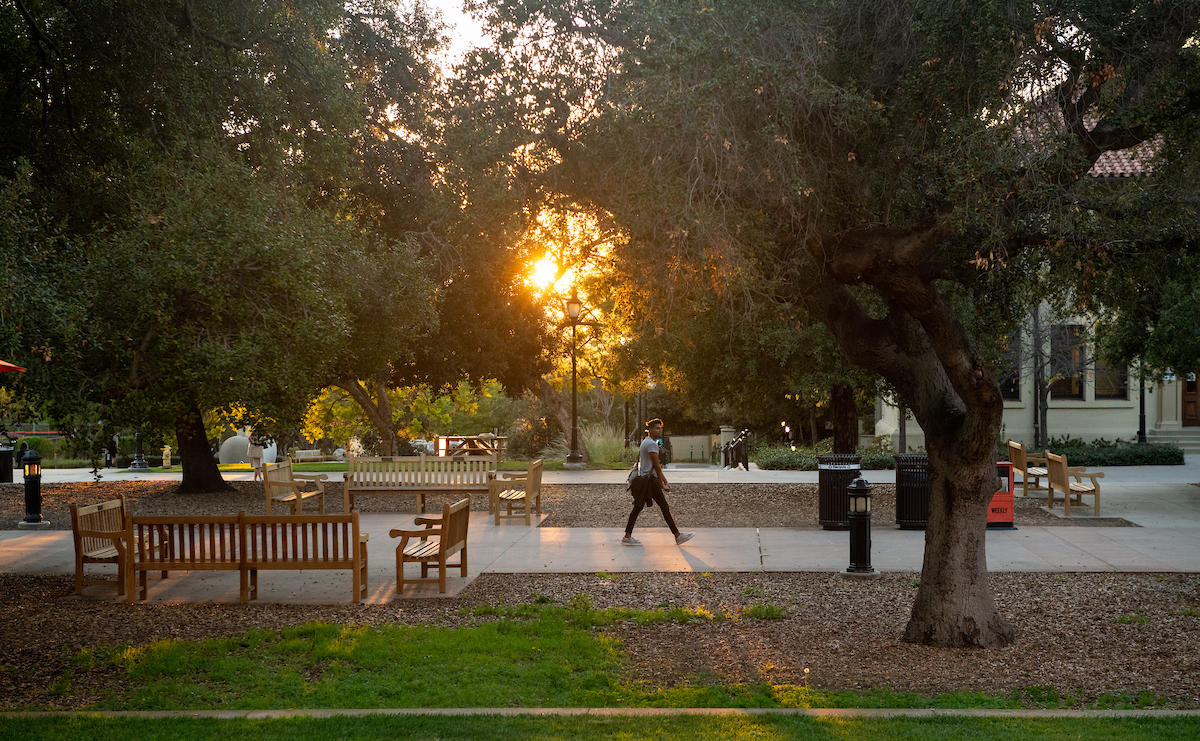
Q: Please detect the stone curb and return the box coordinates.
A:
[3,707,1199,719]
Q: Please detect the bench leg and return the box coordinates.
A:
[439,553,447,593]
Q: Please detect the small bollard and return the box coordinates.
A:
[845,476,874,575]
[17,450,50,530]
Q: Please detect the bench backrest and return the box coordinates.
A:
[526,458,544,498]
[1046,452,1070,492]
[1007,440,1030,472]
[346,454,498,488]
[263,459,299,511]
[242,512,362,567]
[129,514,243,570]
[438,498,471,558]
[71,497,127,554]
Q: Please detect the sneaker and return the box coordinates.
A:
[621,536,641,546]
[675,532,696,545]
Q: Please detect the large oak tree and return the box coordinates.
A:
[458,0,1200,646]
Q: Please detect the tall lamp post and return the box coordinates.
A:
[565,290,585,469]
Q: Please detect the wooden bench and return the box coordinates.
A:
[390,498,470,594]
[1046,452,1104,516]
[70,495,147,596]
[291,449,325,462]
[344,454,498,514]
[242,513,369,604]
[1008,440,1049,498]
[488,459,543,525]
[263,459,328,515]
[123,512,368,604]
[125,514,243,604]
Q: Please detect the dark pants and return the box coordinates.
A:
[626,475,679,535]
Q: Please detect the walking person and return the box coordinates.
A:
[623,418,695,546]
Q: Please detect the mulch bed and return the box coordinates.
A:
[4,479,1192,712]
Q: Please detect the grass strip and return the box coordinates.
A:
[48,604,1174,713]
[5,713,1200,741]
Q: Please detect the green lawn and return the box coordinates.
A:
[5,713,1198,741]
[37,604,1176,714]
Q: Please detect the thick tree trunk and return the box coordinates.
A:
[797,235,1015,647]
[902,449,1013,645]
[175,402,232,494]
[831,384,858,454]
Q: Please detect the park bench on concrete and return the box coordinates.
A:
[1008,440,1049,498]
[69,495,157,597]
[488,458,543,525]
[1046,451,1104,516]
[123,512,368,604]
[390,497,470,594]
[263,459,328,515]
[290,449,325,462]
[343,454,498,514]
[242,512,369,604]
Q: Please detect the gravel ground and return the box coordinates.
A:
[4,480,1196,711]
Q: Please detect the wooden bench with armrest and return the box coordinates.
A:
[488,459,543,525]
[344,454,498,514]
[123,512,368,604]
[69,495,160,596]
[263,459,327,515]
[390,498,470,594]
[1008,440,1049,498]
[1046,452,1104,516]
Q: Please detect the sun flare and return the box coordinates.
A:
[529,257,559,289]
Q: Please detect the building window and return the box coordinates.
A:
[1049,324,1085,400]
[997,337,1020,401]
[1094,359,1128,400]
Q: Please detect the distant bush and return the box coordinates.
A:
[15,437,54,459]
[1030,439,1183,466]
[752,445,898,471]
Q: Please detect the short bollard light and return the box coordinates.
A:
[18,450,49,530]
[846,476,873,574]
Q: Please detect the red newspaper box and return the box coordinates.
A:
[988,462,1015,529]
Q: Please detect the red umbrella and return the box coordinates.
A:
[0,360,26,373]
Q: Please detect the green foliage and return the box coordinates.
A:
[1030,439,1184,467]
[752,444,896,470]
[739,604,788,619]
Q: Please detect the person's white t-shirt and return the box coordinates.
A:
[638,436,660,476]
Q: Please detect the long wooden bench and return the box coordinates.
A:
[488,458,543,525]
[1008,440,1049,498]
[344,454,498,514]
[123,512,368,604]
[1046,452,1104,516]
[242,513,368,604]
[390,498,470,594]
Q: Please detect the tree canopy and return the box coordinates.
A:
[457,0,1200,646]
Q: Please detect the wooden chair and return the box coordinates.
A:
[1007,440,1049,498]
[69,496,161,596]
[263,459,328,515]
[488,458,543,525]
[390,498,470,594]
[1046,451,1104,516]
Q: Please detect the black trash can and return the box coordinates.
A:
[818,453,861,530]
[0,447,12,483]
[895,453,931,530]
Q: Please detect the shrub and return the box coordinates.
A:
[507,416,554,460]
[1030,440,1183,466]
[15,436,54,459]
[752,444,896,471]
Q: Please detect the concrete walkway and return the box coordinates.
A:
[4,458,1198,603]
